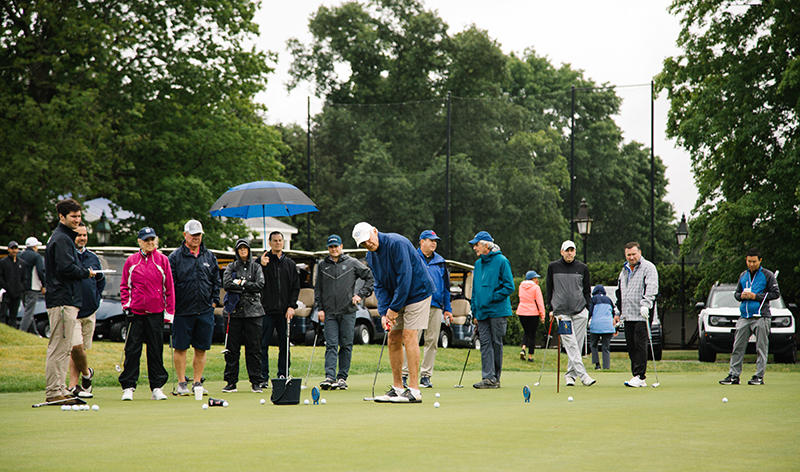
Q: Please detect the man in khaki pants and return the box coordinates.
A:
[44,199,94,404]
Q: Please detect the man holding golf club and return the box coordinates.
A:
[315,234,374,391]
[469,231,515,389]
[169,220,221,396]
[614,242,659,388]
[353,222,433,403]
[43,199,95,405]
[546,240,596,387]
[222,238,266,393]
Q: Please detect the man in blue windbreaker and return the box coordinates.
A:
[720,248,780,386]
[353,222,433,403]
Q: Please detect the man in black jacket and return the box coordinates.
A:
[18,237,46,335]
[168,220,221,396]
[0,240,26,328]
[315,234,374,390]
[44,199,94,404]
[259,231,300,383]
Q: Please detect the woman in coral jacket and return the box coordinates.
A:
[517,270,546,363]
[118,227,175,401]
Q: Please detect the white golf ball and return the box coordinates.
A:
[304,399,310,405]
[222,401,229,407]
[320,398,326,404]
[260,399,266,405]
[435,392,440,398]
[61,405,70,411]
[82,404,90,411]
[568,396,573,402]
[434,402,440,408]
[723,397,728,403]
[72,405,81,411]
[92,405,100,411]
[202,404,208,410]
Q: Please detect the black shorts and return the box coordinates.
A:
[172,309,214,350]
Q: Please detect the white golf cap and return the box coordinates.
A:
[184,219,204,235]
[352,222,374,246]
[25,237,43,247]
[561,240,576,251]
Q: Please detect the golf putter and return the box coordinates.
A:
[302,326,319,390]
[363,332,388,401]
[454,348,471,388]
[534,318,554,386]
[221,310,231,354]
[115,321,132,372]
[32,396,87,408]
[646,318,660,387]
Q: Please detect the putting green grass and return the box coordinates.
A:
[2,369,798,471]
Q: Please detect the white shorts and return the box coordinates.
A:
[392,297,432,331]
[72,314,96,349]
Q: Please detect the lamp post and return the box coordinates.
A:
[95,211,112,246]
[675,213,689,349]
[573,198,593,263]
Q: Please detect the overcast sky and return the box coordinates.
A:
[251,0,698,222]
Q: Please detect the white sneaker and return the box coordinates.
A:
[565,376,576,386]
[582,376,596,386]
[625,375,647,388]
[121,388,134,401]
[151,387,168,400]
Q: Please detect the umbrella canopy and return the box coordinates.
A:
[209,181,318,218]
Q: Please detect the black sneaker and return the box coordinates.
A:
[420,376,433,388]
[259,381,270,389]
[251,383,263,393]
[402,375,408,389]
[320,378,334,390]
[81,367,94,393]
[473,378,499,389]
[374,386,401,403]
[719,375,740,385]
[747,376,764,385]
[222,382,237,393]
[389,388,422,403]
[70,385,94,398]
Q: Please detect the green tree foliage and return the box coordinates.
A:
[288,0,676,275]
[1,0,284,249]
[657,0,800,299]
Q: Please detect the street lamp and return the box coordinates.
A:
[675,213,689,349]
[95,211,112,245]
[573,198,593,263]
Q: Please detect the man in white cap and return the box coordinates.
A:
[546,240,595,387]
[168,219,221,396]
[18,237,46,335]
[353,222,433,403]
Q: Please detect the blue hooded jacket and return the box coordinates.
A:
[367,232,434,316]
[588,285,615,334]
[471,248,514,320]
[418,248,452,313]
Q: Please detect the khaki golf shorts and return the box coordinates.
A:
[72,314,96,349]
[392,296,432,331]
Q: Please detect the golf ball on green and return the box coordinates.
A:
[435,392,440,398]
[723,398,728,403]
[222,401,229,407]
[304,399,310,405]
[321,398,326,404]
[260,399,266,404]
[568,396,573,402]
[72,405,81,411]
[434,402,440,408]
[61,405,70,411]
[92,405,100,411]
[202,404,208,410]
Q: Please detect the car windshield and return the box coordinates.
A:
[710,288,786,309]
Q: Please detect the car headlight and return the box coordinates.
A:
[772,317,791,327]
[709,316,721,326]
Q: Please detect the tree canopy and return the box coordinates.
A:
[288,0,676,273]
[657,0,800,299]
[1,0,284,248]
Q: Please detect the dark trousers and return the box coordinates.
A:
[224,316,263,385]
[262,313,290,379]
[625,321,648,379]
[519,316,540,356]
[590,333,612,369]
[0,295,21,328]
[119,313,169,391]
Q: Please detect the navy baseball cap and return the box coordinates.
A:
[327,234,343,247]
[7,240,19,249]
[137,227,157,240]
[525,270,541,280]
[419,230,441,241]
[468,231,493,245]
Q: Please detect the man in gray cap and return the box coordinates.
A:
[315,234,373,390]
[18,237,46,335]
[168,219,221,396]
[0,240,25,328]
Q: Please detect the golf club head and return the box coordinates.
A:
[454,384,464,388]
[651,383,660,388]
[115,365,121,372]
[363,397,375,401]
[533,382,540,386]
[221,348,230,354]
[301,385,308,390]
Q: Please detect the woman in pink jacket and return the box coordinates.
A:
[118,227,176,401]
[517,270,545,362]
